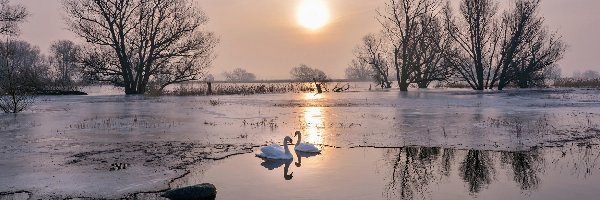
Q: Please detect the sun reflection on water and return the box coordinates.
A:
[303,107,325,145]
[303,92,324,101]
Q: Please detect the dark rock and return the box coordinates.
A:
[161,183,217,200]
[109,163,129,171]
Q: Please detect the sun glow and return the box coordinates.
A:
[296,0,330,31]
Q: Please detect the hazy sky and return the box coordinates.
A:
[18,0,600,79]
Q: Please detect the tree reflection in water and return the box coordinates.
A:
[380,146,566,199]
[383,147,447,200]
[569,146,600,179]
[460,150,495,194]
[501,149,544,191]
[441,148,455,177]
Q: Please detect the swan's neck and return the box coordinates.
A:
[296,134,302,146]
[283,139,290,154]
[284,161,293,180]
[284,161,290,173]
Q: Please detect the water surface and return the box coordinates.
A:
[197,145,600,200]
[2,88,600,198]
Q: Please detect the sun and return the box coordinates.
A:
[296,0,330,31]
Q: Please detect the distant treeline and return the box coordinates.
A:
[554,78,600,88]
[197,79,368,84]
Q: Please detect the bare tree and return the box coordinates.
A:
[413,14,452,88]
[489,0,541,89]
[378,0,449,91]
[223,68,256,82]
[354,33,392,88]
[49,40,81,90]
[489,0,566,89]
[0,0,31,113]
[0,40,49,113]
[290,64,328,82]
[444,0,565,90]
[345,59,373,81]
[0,0,27,36]
[513,27,566,88]
[444,0,500,90]
[63,0,218,94]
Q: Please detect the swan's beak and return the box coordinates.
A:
[289,139,293,144]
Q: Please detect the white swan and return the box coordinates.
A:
[256,136,293,160]
[293,131,322,153]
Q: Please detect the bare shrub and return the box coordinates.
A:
[167,82,321,96]
[0,91,34,113]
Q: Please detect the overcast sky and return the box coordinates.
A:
[18,0,600,79]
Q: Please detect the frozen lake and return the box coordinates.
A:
[1,87,600,199]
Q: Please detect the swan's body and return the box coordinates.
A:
[293,131,321,153]
[256,136,293,160]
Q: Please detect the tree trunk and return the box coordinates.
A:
[399,64,410,91]
[394,48,410,92]
[124,86,140,94]
[518,72,530,88]
[316,84,323,93]
[497,81,506,90]
[399,82,409,91]
[313,78,323,93]
[207,82,212,95]
[475,53,485,90]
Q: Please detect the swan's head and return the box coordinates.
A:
[295,162,301,167]
[285,172,294,180]
[284,136,293,144]
[294,131,301,137]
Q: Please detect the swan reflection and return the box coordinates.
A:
[257,149,324,180]
[294,150,320,167]
[258,158,294,181]
[256,145,323,180]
